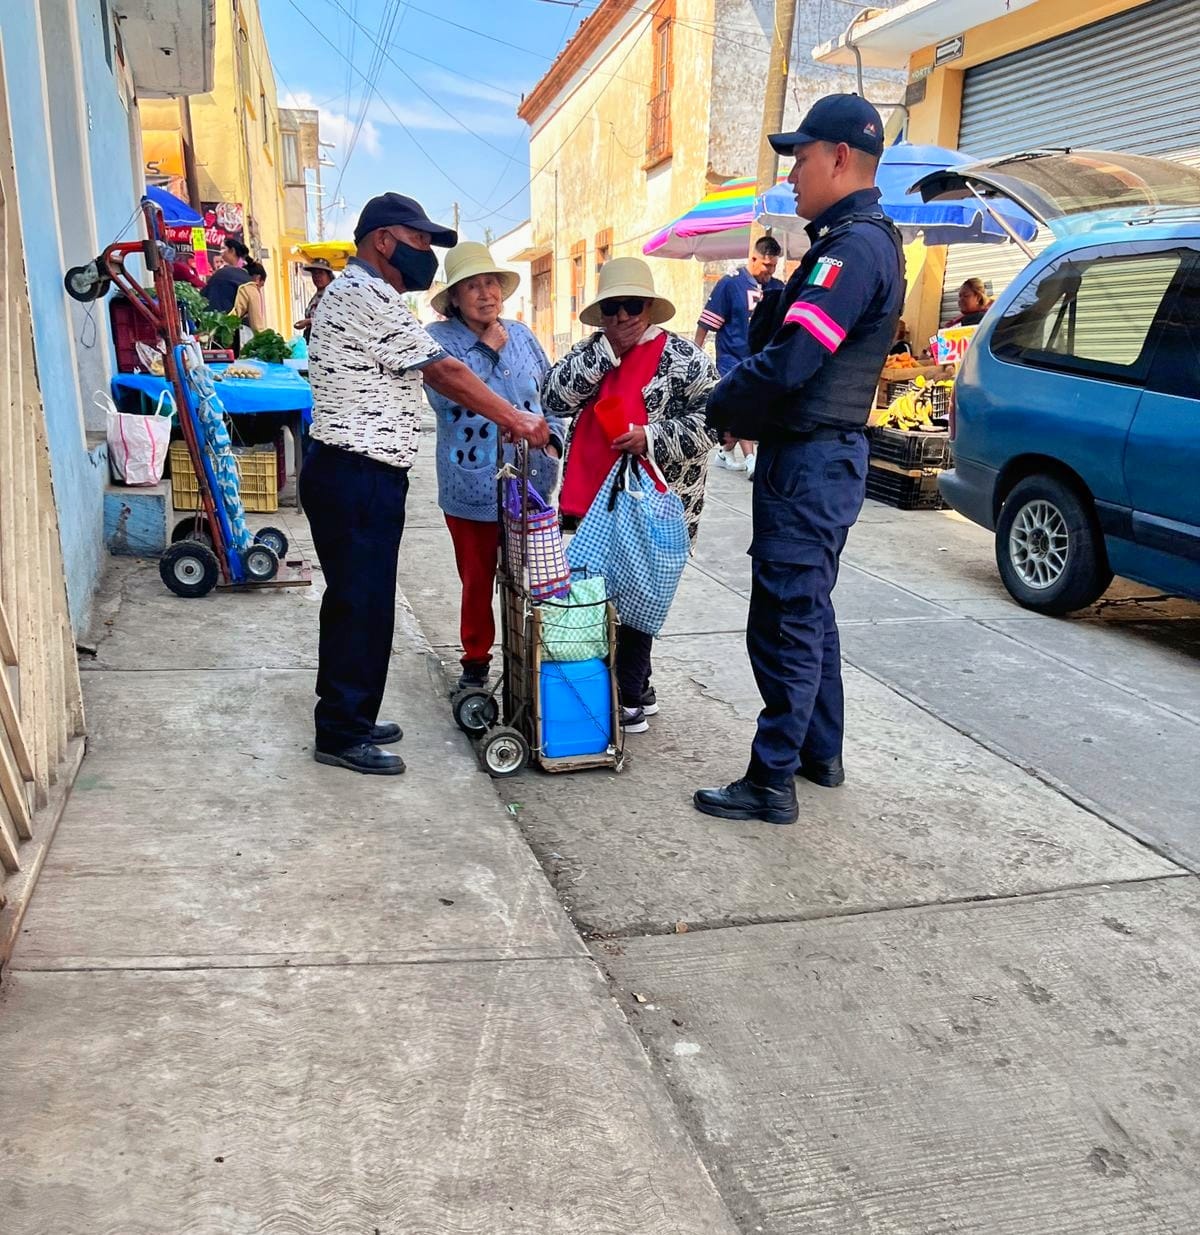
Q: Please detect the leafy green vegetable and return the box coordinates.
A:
[173,281,241,349]
[239,330,293,364]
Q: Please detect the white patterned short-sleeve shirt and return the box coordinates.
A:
[308,260,444,468]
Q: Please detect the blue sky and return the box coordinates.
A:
[260,0,590,243]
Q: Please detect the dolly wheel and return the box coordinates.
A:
[254,526,289,558]
[244,544,280,582]
[171,515,213,548]
[451,688,499,736]
[160,541,220,598]
[480,726,529,778]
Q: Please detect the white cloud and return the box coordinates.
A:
[282,90,382,158]
[415,69,525,108]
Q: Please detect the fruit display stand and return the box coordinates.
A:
[875,360,955,408]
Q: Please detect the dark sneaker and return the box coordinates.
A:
[693,777,798,825]
[797,755,845,788]
[620,706,649,734]
[370,721,403,746]
[640,686,659,716]
[314,743,406,775]
[456,665,489,692]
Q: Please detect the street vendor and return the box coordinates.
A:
[425,241,564,694]
[303,193,548,777]
[944,277,993,327]
[294,258,336,344]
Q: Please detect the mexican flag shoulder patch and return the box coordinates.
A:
[805,255,843,289]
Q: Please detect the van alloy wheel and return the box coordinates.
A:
[1009,499,1070,589]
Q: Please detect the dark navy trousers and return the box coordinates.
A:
[299,440,410,752]
[745,431,868,787]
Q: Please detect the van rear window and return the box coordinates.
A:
[992,251,1183,377]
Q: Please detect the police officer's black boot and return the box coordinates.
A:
[693,777,799,825]
[797,755,845,788]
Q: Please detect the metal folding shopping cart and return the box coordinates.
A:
[450,445,624,778]
[94,198,310,598]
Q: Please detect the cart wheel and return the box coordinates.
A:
[243,543,280,582]
[451,688,499,736]
[160,540,220,598]
[480,726,529,778]
[171,515,213,548]
[254,526,289,558]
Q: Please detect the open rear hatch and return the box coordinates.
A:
[911,149,1200,238]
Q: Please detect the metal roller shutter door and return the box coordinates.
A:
[941,0,1200,322]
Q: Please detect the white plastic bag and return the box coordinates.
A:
[101,390,174,486]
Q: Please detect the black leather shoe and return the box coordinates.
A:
[370,721,403,745]
[797,755,845,788]
[314,743,406,775]
[693,777,798,825]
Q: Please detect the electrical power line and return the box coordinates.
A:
[316,0,528,169]
[284,0,522,222]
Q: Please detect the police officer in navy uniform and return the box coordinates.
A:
[694,94,904,825]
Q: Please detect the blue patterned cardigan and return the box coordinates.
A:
[424,317,565,522]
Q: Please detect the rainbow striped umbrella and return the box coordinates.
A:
[643,174,793,261]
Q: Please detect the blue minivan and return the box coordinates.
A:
[917,150,1200,614]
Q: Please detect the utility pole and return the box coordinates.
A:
[750,0,799,254]
[453,201,460,237]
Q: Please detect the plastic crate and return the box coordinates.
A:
[109,295,162,373]
[869,426,953,470]
[865,461,947,511]
[169,439,279,512]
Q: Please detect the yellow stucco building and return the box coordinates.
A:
[815,0,1198,342]
[517,0,894,358]
[140,0,306,332]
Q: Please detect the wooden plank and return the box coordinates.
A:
[0,595,15,668]
[0,731,31,839]
[0,803,19,873]
[0,660,33,780]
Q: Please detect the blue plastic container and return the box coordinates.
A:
[539,658,613,758]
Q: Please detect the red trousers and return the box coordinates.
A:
[445,514,500,669]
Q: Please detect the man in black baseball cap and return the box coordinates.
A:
[301,192,548,776]
[695,93,905,824]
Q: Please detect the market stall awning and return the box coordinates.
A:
[291,241,356,270]
[812,0,1039,69]
[643,174,795,262]
[145,185,203,226]
[759,143,1039,245]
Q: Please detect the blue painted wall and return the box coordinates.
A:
[0,1,141,632]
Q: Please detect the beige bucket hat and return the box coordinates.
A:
[431,241,520,317]
[579,256,675,327]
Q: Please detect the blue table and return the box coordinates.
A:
[111,362,312,506]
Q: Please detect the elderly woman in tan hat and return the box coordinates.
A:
[543,256,717,733]
[425,241,564,692]
[294,258,337,343]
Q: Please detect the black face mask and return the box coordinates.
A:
[386,240,438,291]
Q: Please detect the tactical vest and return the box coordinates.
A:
[751,210,904,442]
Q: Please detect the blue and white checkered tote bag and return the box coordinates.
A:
[566,456,688,636]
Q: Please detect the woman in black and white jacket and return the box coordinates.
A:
[542,257,718,732]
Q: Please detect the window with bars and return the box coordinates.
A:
[645,1,674,167]
[595,228,612,272]
[570,240,586,316]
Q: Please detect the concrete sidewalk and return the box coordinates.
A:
[0,496,738,1233]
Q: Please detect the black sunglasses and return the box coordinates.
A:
[599,297,647,317]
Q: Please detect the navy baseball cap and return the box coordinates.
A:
[769,93,885,158]
[353,193,458,246]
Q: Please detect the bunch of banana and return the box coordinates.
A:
[877,374,936,430]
